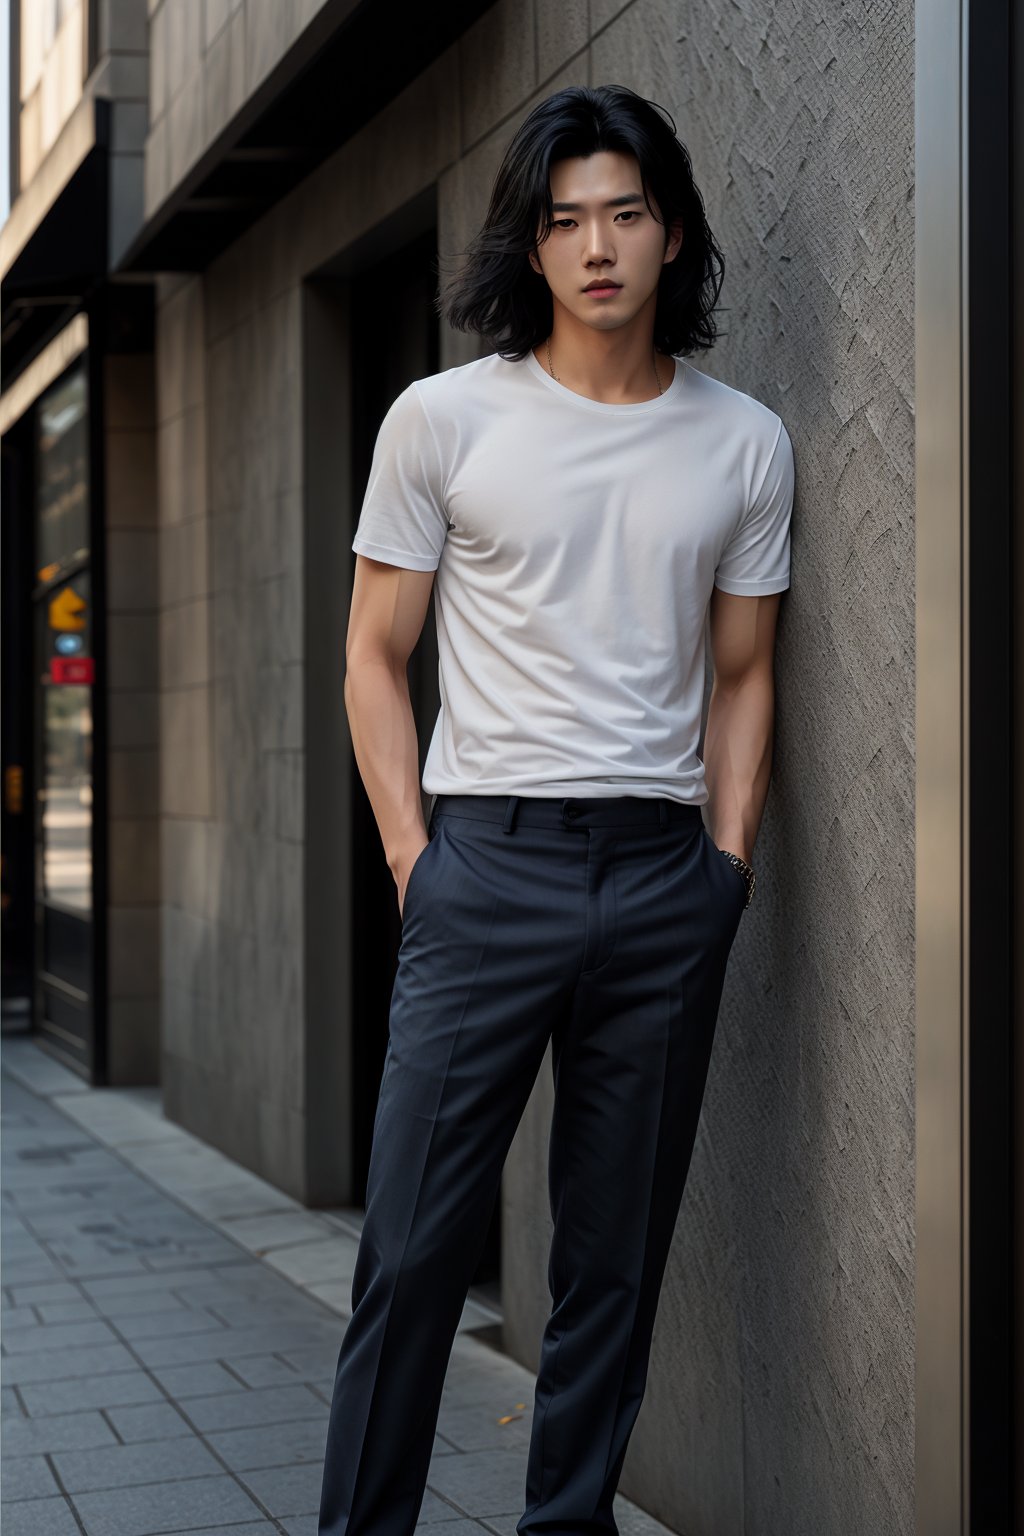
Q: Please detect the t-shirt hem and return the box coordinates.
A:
[351,536,439,572]
[713,575,790,596]
[422,781,710,806]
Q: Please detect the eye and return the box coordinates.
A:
[551,211,641,229]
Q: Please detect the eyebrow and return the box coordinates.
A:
[549,193,646,211]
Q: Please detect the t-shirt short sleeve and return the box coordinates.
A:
[714,417,794,596]
[351,381,449,572]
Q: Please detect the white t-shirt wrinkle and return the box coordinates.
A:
[351,349,794,805]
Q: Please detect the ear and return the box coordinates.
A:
[528,249,544,277]
[663,218,684,264]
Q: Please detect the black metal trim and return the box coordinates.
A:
[967,1,1016,1530]
[85,288,108,1088]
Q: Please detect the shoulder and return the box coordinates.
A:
[680,358,789,449]
[410,352,511,414]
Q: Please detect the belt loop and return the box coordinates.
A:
[658,801,668,831]
[502,795,521,834]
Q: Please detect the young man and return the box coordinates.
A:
[318,83,793,1536]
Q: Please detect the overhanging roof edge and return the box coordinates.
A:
[113,0,368,276]
[0,95,108,286]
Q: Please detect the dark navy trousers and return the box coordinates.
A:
[317,793,748,1536]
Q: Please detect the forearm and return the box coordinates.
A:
[701,666,775,867]
[344,654,426,875]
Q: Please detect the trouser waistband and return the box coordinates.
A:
[430,792,703,834]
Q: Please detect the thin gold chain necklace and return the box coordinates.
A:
[545,336,664,397]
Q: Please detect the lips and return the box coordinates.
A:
[583,280,621,291]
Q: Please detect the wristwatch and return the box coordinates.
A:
[719,849,756,908]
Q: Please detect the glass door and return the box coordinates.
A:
[32,359,95,1073]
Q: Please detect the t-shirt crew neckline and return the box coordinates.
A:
[522,347,686,414]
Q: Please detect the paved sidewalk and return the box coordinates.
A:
[1,1037,673,1536]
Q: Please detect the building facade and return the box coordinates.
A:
[1,2,1019,1532]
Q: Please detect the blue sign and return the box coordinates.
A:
[55,633,84,656]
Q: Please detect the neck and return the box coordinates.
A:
[537,313,671,404]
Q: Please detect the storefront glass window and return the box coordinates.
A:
[36,367,88,581]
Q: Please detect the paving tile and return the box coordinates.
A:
[476,1517,524,1536]
[32,1253,154,1281]
[178,1185,300,1221]
[2,1317,120,1354]
[236,1461,323,1518]
[1,1452,61,1501]
[197,1299,332,1329]
[148,1361,247,1399]
[35,1299,101,1324]
[424,1448,529,1517]
[218,1211,338,1252]
[52,1434,223,1493]
[102,1400,194,1442]
[87,1290,191,1320]
[184,1383,326,1433]
[434,1399,534,1454]
[1,1493,83,1535]
[262,1239,350,1287]
[417,1522,485,1536]
[274,1344,341,1380]
[305,1279,354,1313]
[1,1407,119,1456]
[206,1414,328,1472]
[0,1341,138,1386]
[132,1321,336,1369]
[177,1527,278,1536]
[0,1258,68,1286]
[7,1280,84,1307]
[172,1276,307,1311]
[19,1370,164,1416]
[220,1354,313,1390]
[80,1267,250,1301]
[111,1305,227,1342]
[175,1527,277,1536]
[142,1238,248,1269]
[1,1040,90,1097]
[1,1304,44,1333]
[416,1488,482,1524]
[48,1093,191,1148]
[68,1472,264,1535]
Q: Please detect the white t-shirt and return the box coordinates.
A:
[351,348,794,805]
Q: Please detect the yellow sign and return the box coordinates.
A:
[49,586,87,632]
[4,765,23,814]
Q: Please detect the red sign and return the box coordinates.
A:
[49,656,95,685]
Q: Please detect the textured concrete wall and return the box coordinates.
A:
[150,0,915,1527]
[500,5,917,1535]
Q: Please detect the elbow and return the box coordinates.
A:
[343,645,405,714]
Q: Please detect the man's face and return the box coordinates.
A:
[528,150,683,334]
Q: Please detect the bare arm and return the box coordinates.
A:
[344,553,436,915]
[702,587,784,868]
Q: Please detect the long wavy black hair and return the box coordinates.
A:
[437,84,726,361]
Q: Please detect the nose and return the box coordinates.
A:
[581,219,615,267]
